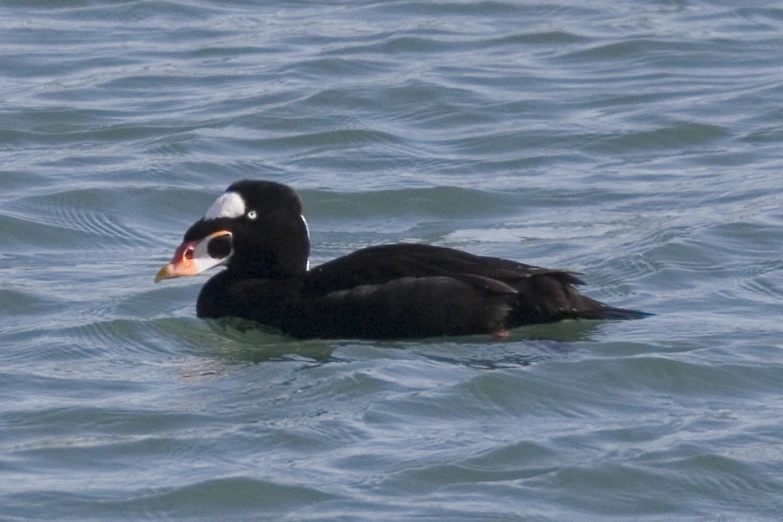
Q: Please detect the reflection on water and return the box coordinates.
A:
[206,315,606,367]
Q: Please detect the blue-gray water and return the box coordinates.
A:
[2,1,783,520]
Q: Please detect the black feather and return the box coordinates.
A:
[176,180,649,339]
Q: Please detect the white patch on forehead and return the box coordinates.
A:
[205,191,246,220]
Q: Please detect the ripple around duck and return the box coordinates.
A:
[228,128,404,155]
[303,185,521,220]
[0,189,160,248]
[588,122,729,154]
[0,287,60,317]
[3,477,340,521]
[1,317,197,367]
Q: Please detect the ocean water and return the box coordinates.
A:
[2,1,783,520]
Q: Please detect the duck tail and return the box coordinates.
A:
[597,304,652,320]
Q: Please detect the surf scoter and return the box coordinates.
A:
[155,180,647,340]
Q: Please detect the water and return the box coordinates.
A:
[2,1,783,520]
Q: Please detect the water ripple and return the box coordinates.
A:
[2,0,783,520]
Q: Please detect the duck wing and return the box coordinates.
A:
[303,243,645,327]
[302,243,584,294]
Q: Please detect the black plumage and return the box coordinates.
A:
[158,180,647,340]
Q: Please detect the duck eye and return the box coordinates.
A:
[247,210,257,220]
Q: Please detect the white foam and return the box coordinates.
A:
[205,191,246,220]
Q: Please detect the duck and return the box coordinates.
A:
[155,180,647,340]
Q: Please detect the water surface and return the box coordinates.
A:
[2,1,783,520]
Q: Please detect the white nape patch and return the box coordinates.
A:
[205,191,246,220]
[301,215,310,239]
[301,215,311,270]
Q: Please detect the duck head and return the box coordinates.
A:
[155,180,310,282]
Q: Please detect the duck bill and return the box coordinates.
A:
[155,230,232,283]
